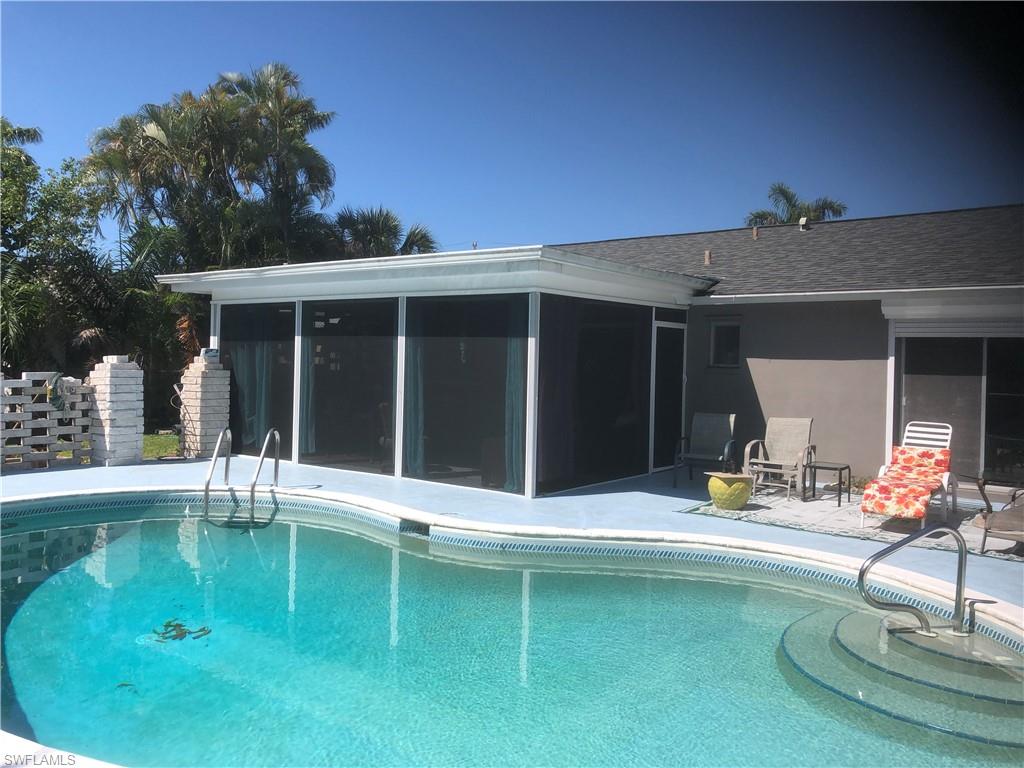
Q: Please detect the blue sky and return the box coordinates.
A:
[2,2,1021,251]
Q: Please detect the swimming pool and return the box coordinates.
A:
[2,494,1022,766]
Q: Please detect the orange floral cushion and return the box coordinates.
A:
[861,478,934,520]
[861,445,951,519]
[889,445,950,474]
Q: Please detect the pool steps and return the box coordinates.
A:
[781,608,1024,748]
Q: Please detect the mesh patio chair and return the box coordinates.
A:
[970,478,1024,554]
[673,412,736,487]
[743,417,815,500]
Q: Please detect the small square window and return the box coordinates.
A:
[709,321,740,367]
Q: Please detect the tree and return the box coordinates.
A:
[745,182,847,226]
[1,118,43,255]
[335,206,438,259]
[88,63,337,270]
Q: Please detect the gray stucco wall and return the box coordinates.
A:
[685,300,889,479]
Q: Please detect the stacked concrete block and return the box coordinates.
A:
[1,373,92,469]
[86,355,144,466]
[179,354,230,458]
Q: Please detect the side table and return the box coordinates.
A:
[803,461,852,507]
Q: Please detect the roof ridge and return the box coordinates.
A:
[552,202,1023,248]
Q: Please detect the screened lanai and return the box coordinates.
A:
[159,247,712,498]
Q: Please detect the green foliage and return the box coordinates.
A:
[1,62,437,427]
[745,182,848,226]
[88,62,338,269]
[335,206,438,258]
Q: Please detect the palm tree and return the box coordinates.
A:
[216,63,335,262]
[1,118,44,256]
[745,182,847,226]
[0,117,42,151]
[335,206,438,258]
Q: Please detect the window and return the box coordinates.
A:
[536,295,651,494]
[299,299,397,474]
[219,303,295,457]
[709,319,740,367]
[403,295,528,493]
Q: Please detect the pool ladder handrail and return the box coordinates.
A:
[202,428,232,521]
[248,428,280,525]
[857,522,991,637]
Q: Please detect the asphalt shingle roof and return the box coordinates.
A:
[553,204,1023,295]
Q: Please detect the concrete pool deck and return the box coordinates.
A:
[2,458,1022,622]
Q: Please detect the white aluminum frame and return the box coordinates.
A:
[649,317,688,472]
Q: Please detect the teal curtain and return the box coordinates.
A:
[403,333,425,476]
[300,335,316,455]
[504,323,527,493]
[232,341,270,451]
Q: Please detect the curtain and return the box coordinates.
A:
[504,301,527,492]
[300,334,317,455]
[231,340,270,451]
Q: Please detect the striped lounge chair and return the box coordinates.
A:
[861,422,957,528]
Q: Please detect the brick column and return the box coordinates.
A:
[87,355,144,466]
[179,354,230,458]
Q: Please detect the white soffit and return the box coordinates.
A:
[156,246,710,307]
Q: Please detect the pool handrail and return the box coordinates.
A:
[202,428,231,521]
[858,522,970,636]
[248,428,280,525]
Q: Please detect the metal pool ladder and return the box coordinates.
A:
[247,428,280,525]
[201,427,280,525]
[202,428,232,520]
[857,522,993,636]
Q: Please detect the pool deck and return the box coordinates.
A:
[2,458,1022,620]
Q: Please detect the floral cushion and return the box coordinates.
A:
[860,445,951,519]
[889,445,950,474]
[861,478,934,520]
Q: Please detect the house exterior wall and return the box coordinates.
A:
[685,300,889,479]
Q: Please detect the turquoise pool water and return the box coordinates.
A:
[1,512,1019,767]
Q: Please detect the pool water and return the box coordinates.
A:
[1,514,1019,767]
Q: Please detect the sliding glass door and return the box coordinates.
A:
[403,295,528,493]
[219,303,295,456]
[299,299,398,473]
[984,338,1024,484]
[898,336,1024,483]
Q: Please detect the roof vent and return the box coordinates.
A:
[704,249,711,266]
[798,217,808,232]
[752,226,758,240]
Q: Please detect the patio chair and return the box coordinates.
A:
[673,412,736,487]
[970,478,1024,554]
[743,417,814,500]
[860,421,957,529]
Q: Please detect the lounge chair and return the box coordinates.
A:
[860,421,957,529]
[673,412,736,487]
[971,478,1024,554]
[743,417,814,500]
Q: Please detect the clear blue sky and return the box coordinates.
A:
[3,1,1021,251]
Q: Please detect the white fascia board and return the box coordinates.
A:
[880,287,1024,321]
[156,245,710,307]
[692,284,1024,309]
